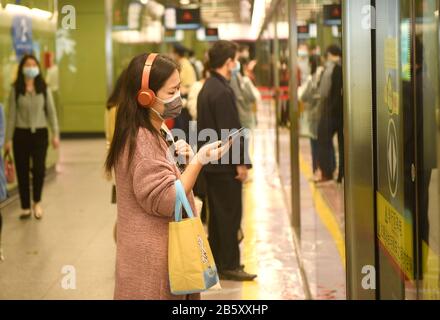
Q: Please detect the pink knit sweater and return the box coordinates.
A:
[114,127,200,300]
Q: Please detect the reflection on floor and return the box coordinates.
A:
[0,140,116,299]
[278,126,346,300]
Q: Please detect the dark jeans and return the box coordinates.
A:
[205,172,242,271]
[13,128,49,210]
[317,112,337,180]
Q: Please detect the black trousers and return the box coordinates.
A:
[336,125,344,182]
[13,128,49,210]
[205,172,242,271]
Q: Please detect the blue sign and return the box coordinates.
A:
[11,15,34,61]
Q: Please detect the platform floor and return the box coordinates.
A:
[0,104,346,300]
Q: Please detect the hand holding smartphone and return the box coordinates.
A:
[221,127,246,147]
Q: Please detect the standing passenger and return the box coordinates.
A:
[316,45,341,183]
[197,41,256,281]
[299,55,324,178]
[105,53,230,300]
[4,54,60,220]
[172,44,197,139]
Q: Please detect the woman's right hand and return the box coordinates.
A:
[4,141,12,154]
[196,140,231,165]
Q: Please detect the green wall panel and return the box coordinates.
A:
[57,0,107,133]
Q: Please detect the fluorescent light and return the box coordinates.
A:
[250,0,271,39]
[5,4,31,14]
[180,0,190,5]
[140,0,149,4]
[31,8,53,19]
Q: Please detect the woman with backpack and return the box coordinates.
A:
[299,54,324,180]
[4,54,60,220]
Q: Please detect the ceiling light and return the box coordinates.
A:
[31,8,53,19]
[251,0,271,39]
[5,4,31,15]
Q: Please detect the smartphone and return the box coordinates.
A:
[221,127,245,146]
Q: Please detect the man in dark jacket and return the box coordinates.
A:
[197,40,256,281]
[317,45,343,183]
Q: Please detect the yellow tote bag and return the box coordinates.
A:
[169,180,219,295]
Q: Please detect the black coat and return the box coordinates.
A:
[197,71,251,174]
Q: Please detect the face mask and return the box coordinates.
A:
[231,61,241,77]
[23,67,40,79]
[298,50,309,58]
[154,91,183,120]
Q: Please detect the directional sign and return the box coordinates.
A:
[387,119,398,198]
[11,15,33,61]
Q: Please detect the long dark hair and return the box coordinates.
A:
[106,69,127,110]
[104,53,179,177]
[309,54,321,75]
[14,54,47,98]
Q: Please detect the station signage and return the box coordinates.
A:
[323,4,342,26]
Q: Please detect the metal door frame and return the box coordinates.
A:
[343,0,377,300]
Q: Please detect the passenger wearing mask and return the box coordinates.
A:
[105,53,230,300]
[299,55,324,178]
[197,40,256,282]
[5,54,60,219]
[187,63,210,223]
[187,62,209,120]
[188,50,204,81]
[230,57,259,130]
[316,45,342,183]
[172,44,197,139]
[297,43,311,84]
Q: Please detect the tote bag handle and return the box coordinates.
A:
[174,180,194,222]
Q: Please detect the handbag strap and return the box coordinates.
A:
[174,180,194,222]
[3,151,12,162]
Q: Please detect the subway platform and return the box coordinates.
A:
[0,103,345,300]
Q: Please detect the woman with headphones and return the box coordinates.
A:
[105,53,229,300]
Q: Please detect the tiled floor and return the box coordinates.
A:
[0,101,347,300]
[0,139,116,299]
[276,126,346,299]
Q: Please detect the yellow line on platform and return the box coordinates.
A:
[241,131,259,300]
[298,153,346,266]
[241,182,259,300]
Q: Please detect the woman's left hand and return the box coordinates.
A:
[174,140,194,164]
[52,137,60,149]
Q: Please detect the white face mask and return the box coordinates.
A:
[23,66,40,79]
